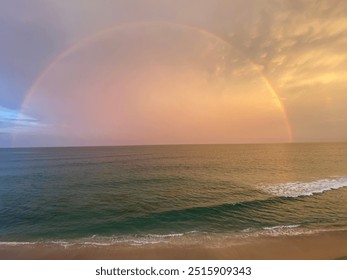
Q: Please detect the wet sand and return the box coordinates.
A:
[1,230,347,260]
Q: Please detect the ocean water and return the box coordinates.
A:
[1,143,347,246]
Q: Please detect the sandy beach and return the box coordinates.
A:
[1,230,347,260]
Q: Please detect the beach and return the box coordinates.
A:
[1,230,347,260]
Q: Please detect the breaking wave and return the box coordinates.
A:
[262,177,347,198]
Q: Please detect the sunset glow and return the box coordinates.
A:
[1,0,347,147]
[16,23,291,146]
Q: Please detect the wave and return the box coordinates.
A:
[145,233,184,238]
[241,224,301,235]
[90,179,346,231]
[113,177,347,231]
[0,232,199,247]
[0,242,38,246]
[262,177,347,198]
[2,228,347,247]
[263,224,300,230]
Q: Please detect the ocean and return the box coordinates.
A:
[1,143,347,246]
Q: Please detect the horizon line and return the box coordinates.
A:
[2,140,347,149]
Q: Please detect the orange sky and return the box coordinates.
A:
[1,0,347,147]
[18,23,290,146]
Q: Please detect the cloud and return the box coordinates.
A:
[221,0,347,141]
[0,105,41,133]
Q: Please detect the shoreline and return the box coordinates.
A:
[1,230,347,260]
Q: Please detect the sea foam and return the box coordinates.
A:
[263,177,347,198]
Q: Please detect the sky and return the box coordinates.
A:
[1,0,347,147]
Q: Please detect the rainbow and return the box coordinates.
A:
[20,21,293,142]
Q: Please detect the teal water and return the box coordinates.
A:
[1,143,347,244]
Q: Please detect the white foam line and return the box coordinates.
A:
[145,233,184,238]
[0,242,37,246]
[262,177,347,198]
[2,227,347,247]
[263,225,300,230]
